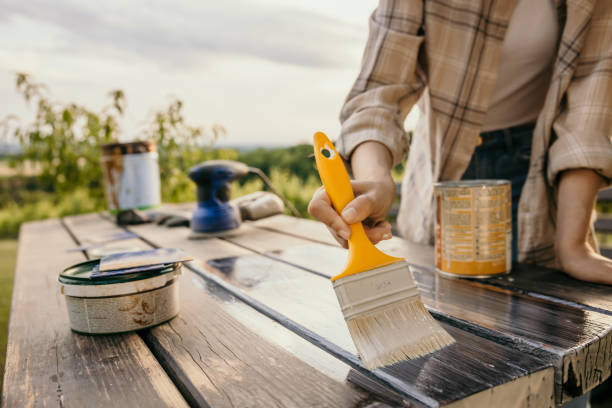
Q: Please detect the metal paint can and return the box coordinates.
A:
[434,180,512,278]
[58,259,181,334]
[101,141,161,214]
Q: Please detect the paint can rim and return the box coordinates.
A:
[434,179,511,188]
[59,258,178,286]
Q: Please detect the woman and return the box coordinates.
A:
[309,0,612,284]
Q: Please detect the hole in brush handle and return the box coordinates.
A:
[320,145,336,159]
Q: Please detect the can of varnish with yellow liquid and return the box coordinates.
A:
[434,180,512,278]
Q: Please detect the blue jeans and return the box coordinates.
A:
[461,123,534,261]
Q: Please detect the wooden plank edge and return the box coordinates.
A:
[560,333,612,404]
[349,366,555,408]
[139,331,212,408]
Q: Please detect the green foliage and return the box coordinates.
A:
[4,73,229,206]
[231,168,320,217]
[233,145,320,216]
[138,98,232,202]
[237,144,316,183]
[267,169,320,217]
[0,73,323,237]
[0,187,100,238]
[9,73,123,205]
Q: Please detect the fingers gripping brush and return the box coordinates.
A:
[313,132,455,369]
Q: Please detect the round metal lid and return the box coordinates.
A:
[58,259,181,298]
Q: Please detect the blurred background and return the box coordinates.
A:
[0,0,425,386]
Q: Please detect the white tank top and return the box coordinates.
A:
[482,0,560,131]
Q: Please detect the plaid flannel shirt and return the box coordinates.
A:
[336,0,612,266]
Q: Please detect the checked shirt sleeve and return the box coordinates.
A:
[549,1,612,185]
[336,0,426,166]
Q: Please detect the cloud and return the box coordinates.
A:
[3,0,364,68]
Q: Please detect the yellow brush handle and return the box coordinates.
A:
[313,132,402,281]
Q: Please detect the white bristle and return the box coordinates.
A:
[346,298,455,369]
[333,261,455,369]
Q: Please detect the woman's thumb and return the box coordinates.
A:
[341,195,373,224]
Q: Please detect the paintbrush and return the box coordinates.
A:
[313,131,454,369]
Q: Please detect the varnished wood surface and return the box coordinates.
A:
[66,214,378,408]
[252,216,612,404]
[256,214,612,315]
[2,219,188,408]
[12,209,611,407]
[134,219,555,407]
[204,255,554,406]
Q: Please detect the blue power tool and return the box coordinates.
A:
[188,160,249,233]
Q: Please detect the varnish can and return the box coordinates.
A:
[58,259,181,334]
[101,141,161,214]
[434,180,512,278]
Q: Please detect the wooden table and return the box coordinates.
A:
[3,207,612,407]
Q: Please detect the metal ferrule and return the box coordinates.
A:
[332,262,418,321]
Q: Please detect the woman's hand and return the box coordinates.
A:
[555,169,612,284]
[308,178,395,248]
[308,140,396,248]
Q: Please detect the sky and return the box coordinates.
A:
[0,0,417,147]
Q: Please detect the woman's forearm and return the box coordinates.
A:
[350,141,394,181]
[556,168,606,251]
[554,168,612,285]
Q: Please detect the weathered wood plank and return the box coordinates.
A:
[249,218,612,404]
[1,219,188,408]
[133,220,555,407]
[66,214,379,408]
[253,214,340,247]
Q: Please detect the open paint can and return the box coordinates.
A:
[101,141,161,214]
[434,180,512,279]
[58,259,181,334]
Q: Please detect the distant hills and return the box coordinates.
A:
[216,143,307,152]
[0,143,21,157]
[0,142,307,157]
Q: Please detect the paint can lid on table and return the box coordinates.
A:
[58,259,181,298]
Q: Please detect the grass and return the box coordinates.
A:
[0,239,16,391]
[0,188,103,239]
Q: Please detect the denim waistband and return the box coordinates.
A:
[478,122,535,151]
[480,122,535,141]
